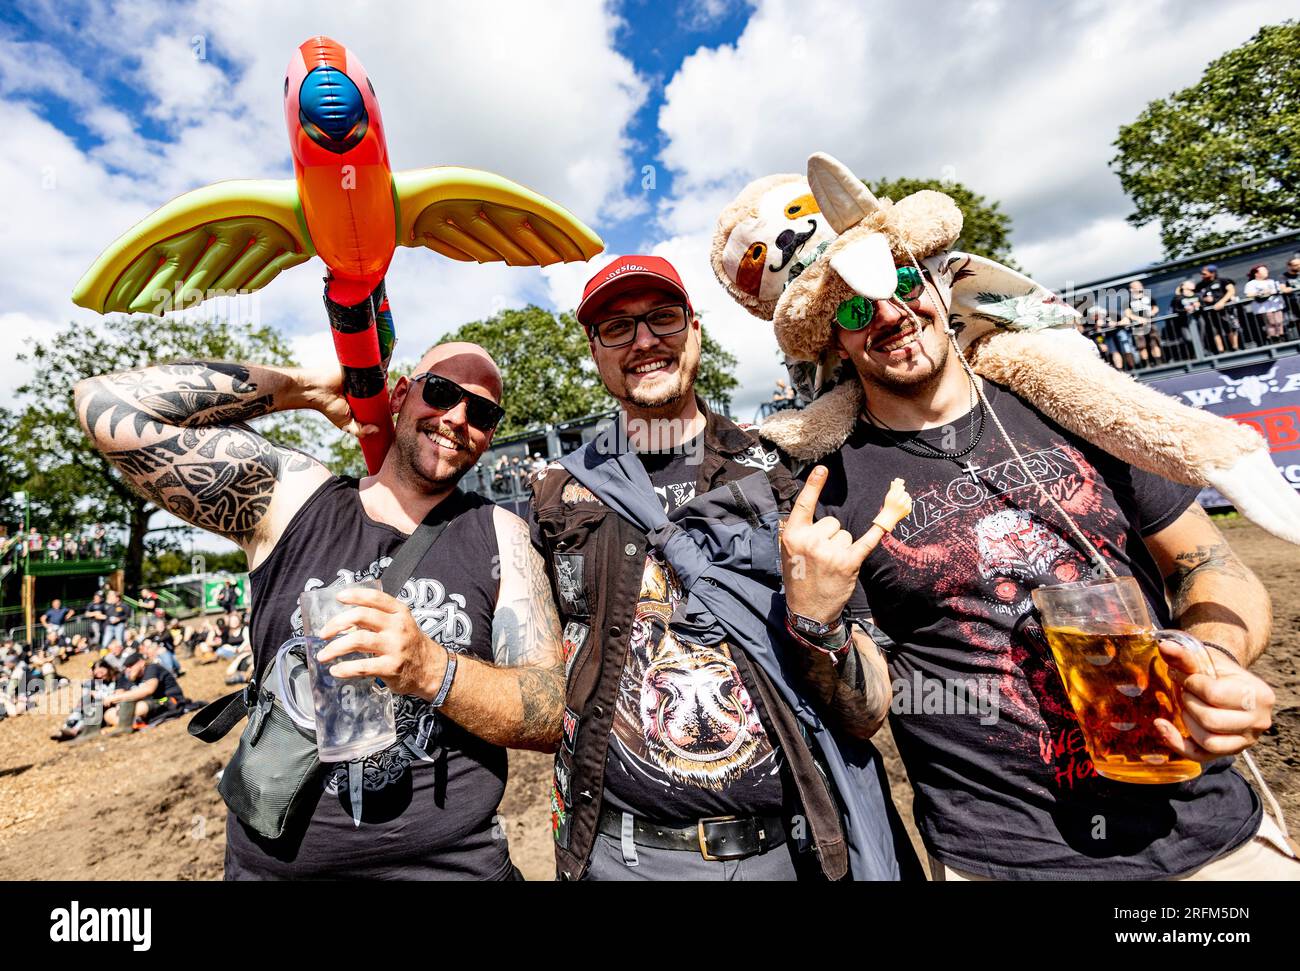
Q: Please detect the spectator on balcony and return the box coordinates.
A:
[40,598,74,637]
[1282,255,1300,294]
[26,528,41,559]
[91,523,106,558]
[63,532,77,559]
[100,590,128,648]
[1244,265,1287,342]
[1121,280,1162,366]
[1169,280,1202,350]
[46,534,62,560]
[1088,305,1134,370]
[1194,264,1239,352]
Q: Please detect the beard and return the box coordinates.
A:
[856,322,951,395]
[618,348,701,412]
[391,416,477,491]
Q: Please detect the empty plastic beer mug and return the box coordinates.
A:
[279,578,397,762]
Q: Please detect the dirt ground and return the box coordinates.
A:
[1,518,1295,881]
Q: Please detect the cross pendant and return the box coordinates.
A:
[960,460,982,483]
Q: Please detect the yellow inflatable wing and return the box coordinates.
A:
[394,167,603,266]
[71,179,314,315]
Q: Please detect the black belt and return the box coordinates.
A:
[598,806,786,862]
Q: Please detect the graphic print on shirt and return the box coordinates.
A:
[289,558,475,794]
[883,443,1124,791]
[610,547,776,792]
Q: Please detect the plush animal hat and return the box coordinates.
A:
[712,152,1300,546]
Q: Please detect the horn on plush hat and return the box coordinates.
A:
[807,152,881,234]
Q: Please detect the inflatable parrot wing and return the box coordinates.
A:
[72,36,603,473]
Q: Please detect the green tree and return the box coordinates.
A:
[1111,21,1300,258]
[867,176,1019,268]
[12,314,333,590]
[432,304,740,435]
[436,306,611,437]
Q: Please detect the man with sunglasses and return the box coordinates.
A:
[77,315,566,880]
[529,256,914,881]
[769,239,1290,880]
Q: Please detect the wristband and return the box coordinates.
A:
[1200,640,1241,668]
[785,615,851,659]
[431,651,458,709]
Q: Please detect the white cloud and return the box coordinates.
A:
[0,0,646,415]
[651,0,1293,416]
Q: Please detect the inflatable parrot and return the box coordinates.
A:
[72,36,604,473]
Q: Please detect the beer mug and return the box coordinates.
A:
[1031,576,1217,784]
[286,579,397,762]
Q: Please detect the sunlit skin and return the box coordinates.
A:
[587,285,705,448]
[358,341,503,531]
[833,270,977,431]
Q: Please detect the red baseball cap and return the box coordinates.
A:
[575,255,693,327]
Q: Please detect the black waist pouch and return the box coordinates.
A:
[190,648,321,840]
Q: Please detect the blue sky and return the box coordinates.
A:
[1,0,1293,432]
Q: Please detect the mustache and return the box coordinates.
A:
[417,421,472,450]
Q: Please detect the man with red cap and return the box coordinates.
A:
[529,255,917,881]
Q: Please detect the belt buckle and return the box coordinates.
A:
[697,814,741,862]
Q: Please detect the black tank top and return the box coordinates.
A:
[224,475,513,880]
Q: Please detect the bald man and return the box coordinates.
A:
[75,341,564,880]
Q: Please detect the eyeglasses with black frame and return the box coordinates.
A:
[410,372,505,432]
[588,303,690,348]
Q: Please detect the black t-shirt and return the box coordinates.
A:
[1194,276,1233,308]
[140,662,184,702]
[227,476,514,880]
[600,437,787,823]
[103,604,129,625]
[813,382,1259,879]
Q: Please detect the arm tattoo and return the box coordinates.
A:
[491,530,564,668]
[78,362,317,543]
[786,630,890,738]
[1164,509,1251,616]
[516,663,566,746]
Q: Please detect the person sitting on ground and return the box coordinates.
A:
[101,651,189,731]
[50,656,115,741]
[42,626,72,665]
[193,618,226,663]
[142,633,182,678]
[98,638,127,675]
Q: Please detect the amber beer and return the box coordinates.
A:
[1041,624,1199,783]
[1032,577,1216,785]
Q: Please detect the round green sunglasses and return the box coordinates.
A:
[835,265,925,331]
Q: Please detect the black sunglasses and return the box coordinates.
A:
[411,373,504,431]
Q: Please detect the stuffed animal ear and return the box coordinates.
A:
[830,232,896,301]
[808,153,881,234]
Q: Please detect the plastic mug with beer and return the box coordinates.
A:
[1031,576,1216,784]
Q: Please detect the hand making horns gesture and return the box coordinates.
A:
[781,466,912,626]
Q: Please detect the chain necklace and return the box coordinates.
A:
[862,370,987,481]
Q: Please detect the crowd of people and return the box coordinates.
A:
[488,451,548,496]
[1081,256,1300,372]
[4,522,111,563]
[1,579,251,741]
